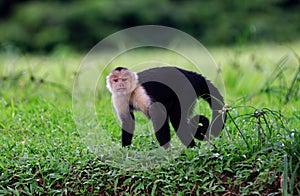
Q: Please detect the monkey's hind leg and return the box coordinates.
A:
[169,105,196,148]
[149,103,171,148]
[189,115,209,141]
[154,121,171,148]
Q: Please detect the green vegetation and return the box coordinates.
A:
[1,0,300,52]
[0,43,299,195]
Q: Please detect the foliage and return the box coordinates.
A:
[0,0,300,52]
[0,43,299,195]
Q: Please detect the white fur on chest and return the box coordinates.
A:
[112,85,152,120]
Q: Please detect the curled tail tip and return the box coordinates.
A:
[217,103,230,114]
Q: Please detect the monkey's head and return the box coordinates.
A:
[106,67,138,95]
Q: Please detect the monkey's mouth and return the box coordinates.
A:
[116,88,126,91]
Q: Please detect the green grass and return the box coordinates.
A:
[0,43,299,195]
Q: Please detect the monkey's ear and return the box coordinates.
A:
[106,74,113,93]
[133,71,138,83]
[125,71,138,93]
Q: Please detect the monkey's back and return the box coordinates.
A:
[138,66,224,108]
[137,67,201,107]
[138,67,178,105]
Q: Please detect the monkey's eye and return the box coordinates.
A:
[121,78,128,82]
[113,79,119,83]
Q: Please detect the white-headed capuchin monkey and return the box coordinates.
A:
[106,66,226,148]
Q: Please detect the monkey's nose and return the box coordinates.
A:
[118,83,125,88]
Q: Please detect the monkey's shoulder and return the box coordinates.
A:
[130,85,152,116]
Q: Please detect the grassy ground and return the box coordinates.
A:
[0,43,299,195]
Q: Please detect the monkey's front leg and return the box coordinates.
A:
[121,112,135,147]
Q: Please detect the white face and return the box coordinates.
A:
[111,77,129,93]
[106,69,138,95]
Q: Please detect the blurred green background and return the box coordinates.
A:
[0,0,299,53]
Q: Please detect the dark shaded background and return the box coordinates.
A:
[0,0,299,53]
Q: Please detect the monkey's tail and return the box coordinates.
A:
[188,71,226,140]
[205,81,226,141]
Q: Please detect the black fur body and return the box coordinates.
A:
[116,66,226,148]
